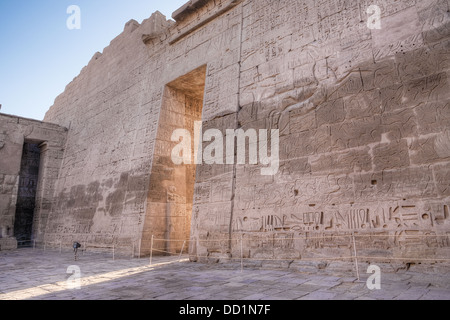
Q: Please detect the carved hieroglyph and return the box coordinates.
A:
[0,114,67,249]
[2,0,443,264]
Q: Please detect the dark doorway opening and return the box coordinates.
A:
[14,142,41,247]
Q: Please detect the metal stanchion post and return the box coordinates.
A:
[138,238,141,259]
[352,233,360,282]
[150,235,154,266]
[241,234,244,273]
[179,241,186,262]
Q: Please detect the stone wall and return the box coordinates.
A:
[42,0,450,263]
[221,0,450,264]
[0,114,67,250]
[42,1,243,255]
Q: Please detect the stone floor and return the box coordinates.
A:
[0,248,449,301]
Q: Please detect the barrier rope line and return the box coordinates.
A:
[146,250,450,265]
[33,232,450,269]
[147,250,450,263]
[151,248,181,256]
[29,241,450,263]
[147,232,450,274]
[32,240,138,261]
[149,233,449,243]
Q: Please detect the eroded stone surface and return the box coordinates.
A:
[0,114,67,249]
[1,1,449,266]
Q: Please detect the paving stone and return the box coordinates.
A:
[394,289,430,300]
[241,293,266,300]
[299,291,339,300]
[331,292,363,300]
[0,249,449,301]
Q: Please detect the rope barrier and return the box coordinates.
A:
[149,232,449,243]
[147,232,450,280]
[206,255,357,263]
[178,253,450,264]
[36,243,450,262]
[30,240,141,262]
[150,250,450,263]
[151,248,180,256]
[28,233,450,279]
[348,256,450,262]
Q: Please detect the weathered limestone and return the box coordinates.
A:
[142,66,206,256]
[1,0,448,267]
[0,114,67,250]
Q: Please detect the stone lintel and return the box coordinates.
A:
[172,0,211,21]
[169,0,242,44]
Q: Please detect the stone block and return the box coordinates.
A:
[311,147,372,175]
[344,90,382,120]
[0,238,17,251]
[371,6,422,61]
[381,108,418,140]
[433,163,450,197]
[373,139,410,171]
[360,59,401,91]
[280,131,314,161]
[409,132,450,165]
[330,116,383,151]
[289,105,317,134]
[403,73,450,106]
[353,166,437,201]
[278,157,312,177]
[415,99,450,135]
[316,99,345,127]
[417,0,450,44]
[395,47,446,82]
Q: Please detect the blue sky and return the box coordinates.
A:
[0,0,187,121]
